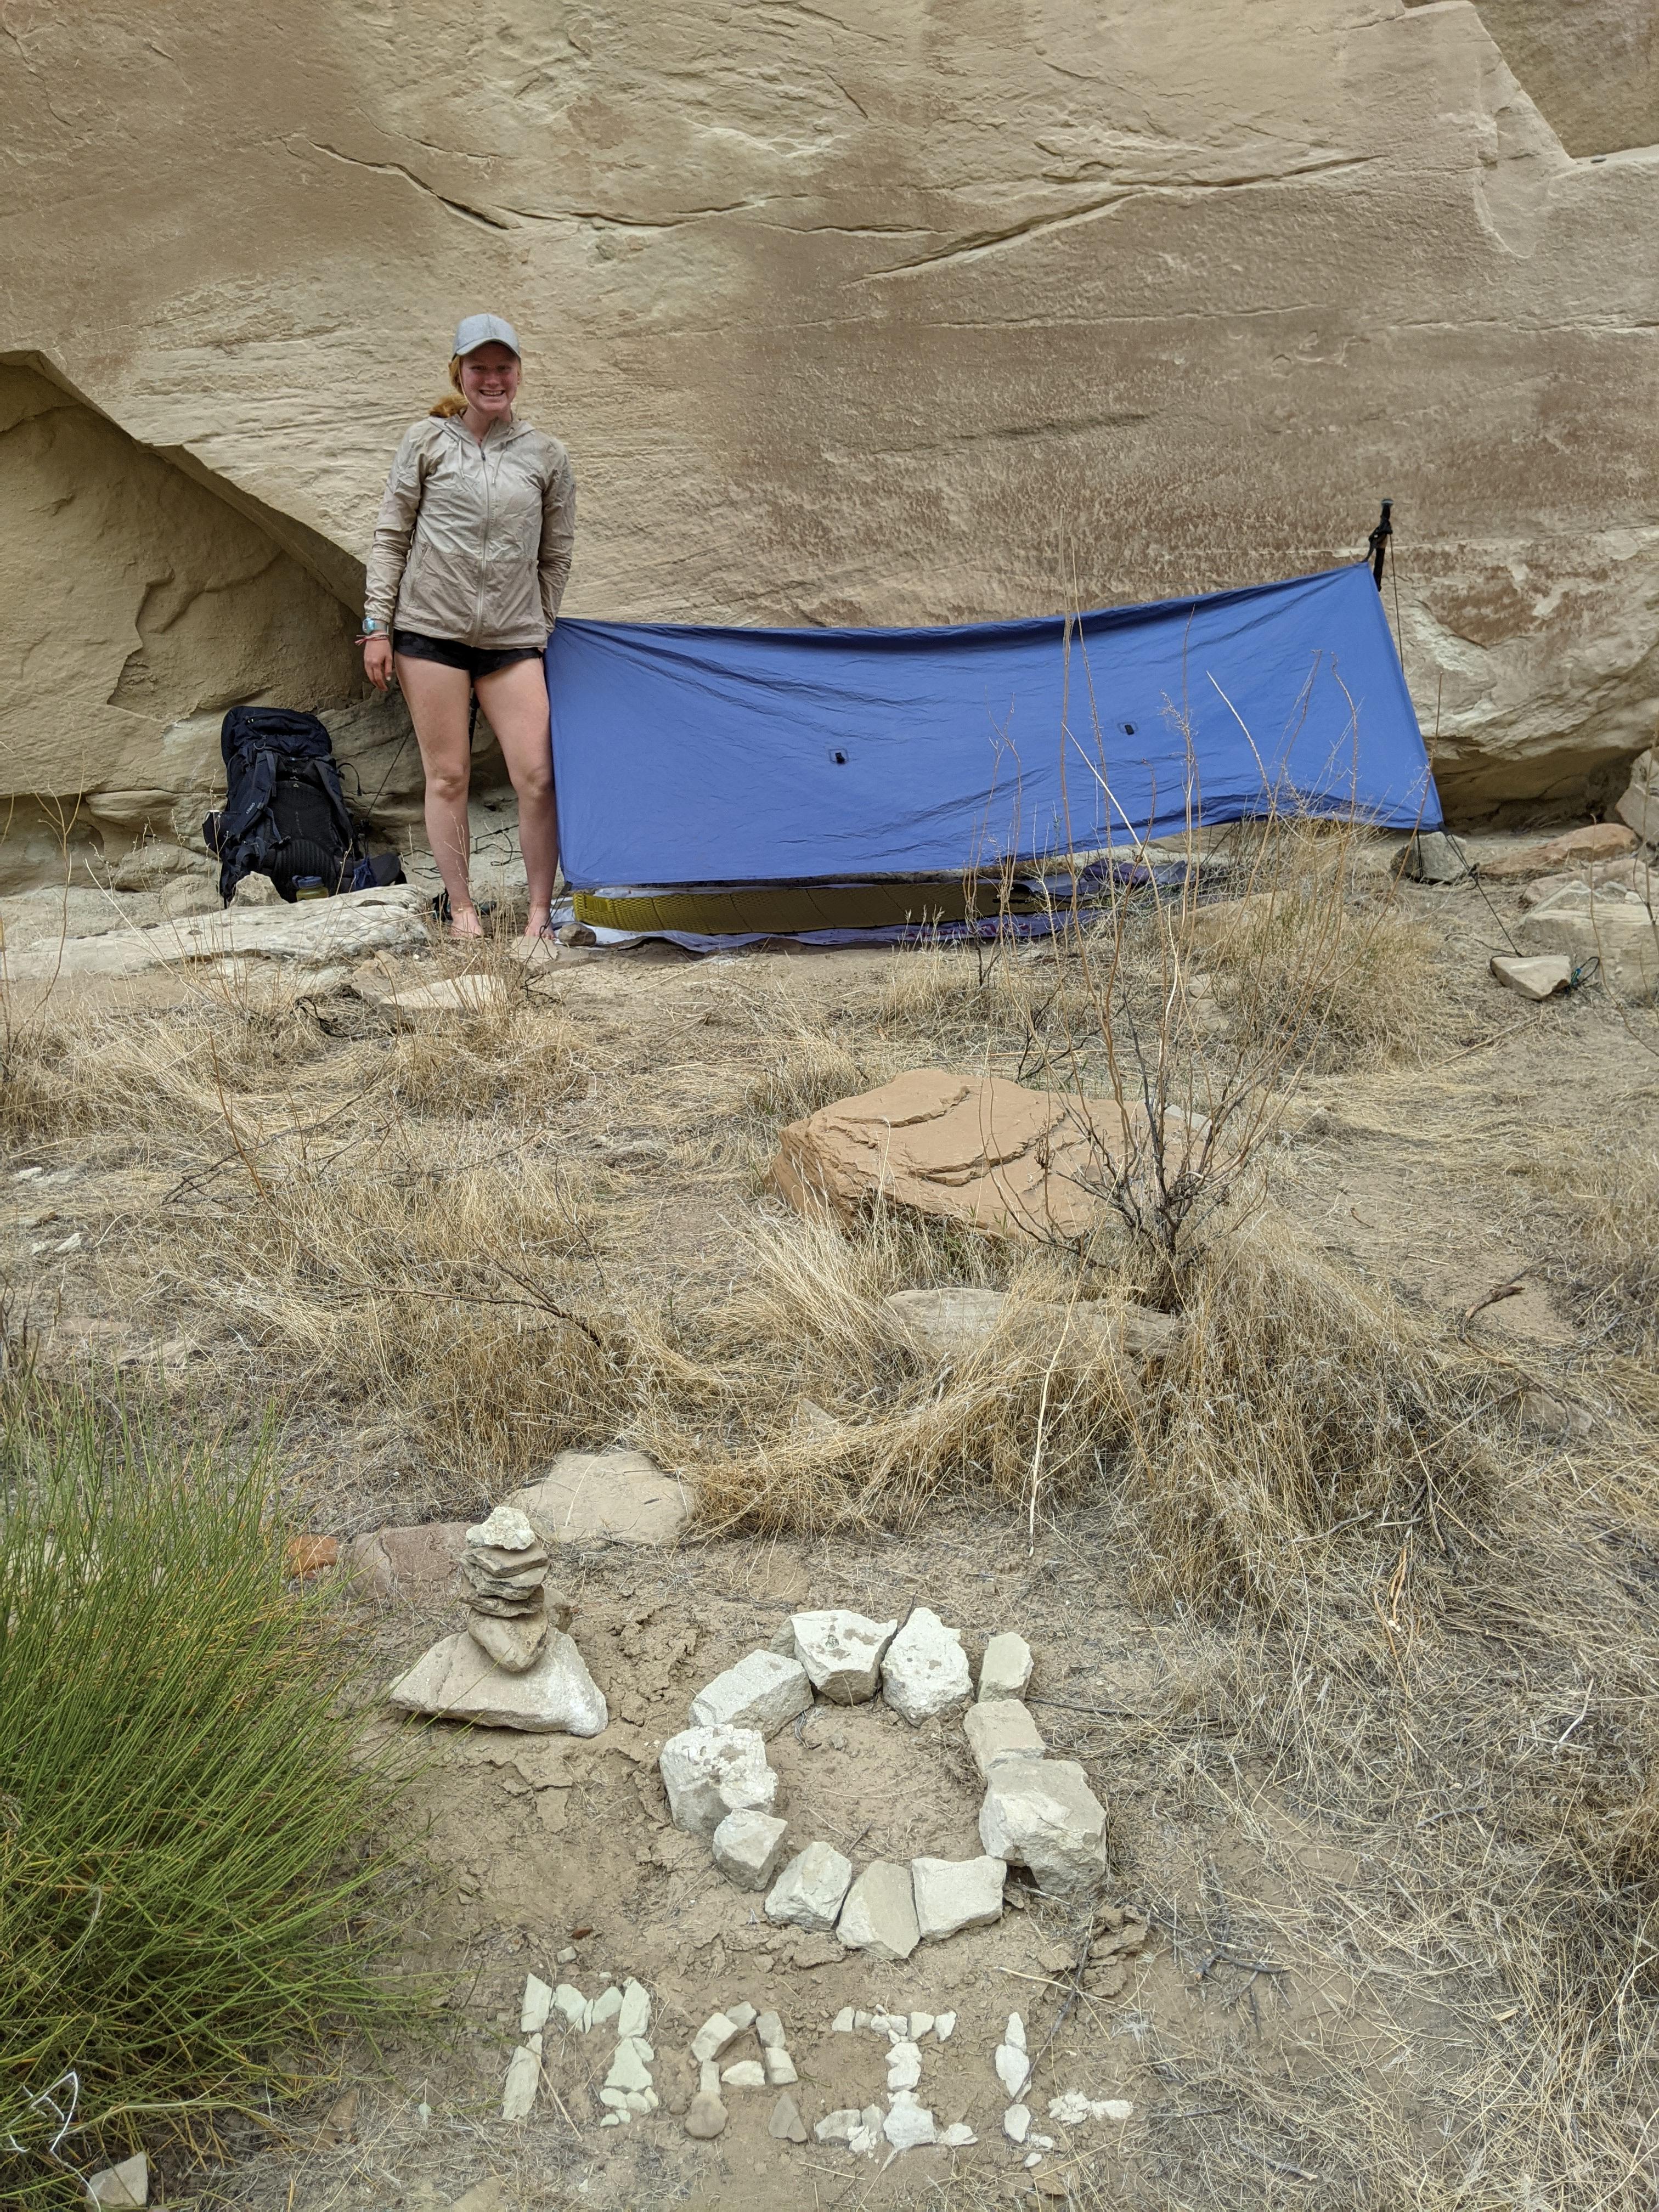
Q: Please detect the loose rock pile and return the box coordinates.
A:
[657,1607,1108,1975]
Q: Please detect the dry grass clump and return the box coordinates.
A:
[743,1030,870,1125]
[1507,1125,1659,1351]
[386,1003,583,1117]
[1128,1209,1499,1610]
[1,979,346,1148]
[0,1009,75,1147]
[177,1146,625,1510]
[1205,871,1446,1071]
[625,1207,1141,1534]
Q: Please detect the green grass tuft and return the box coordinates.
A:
[0,1383,417,2202]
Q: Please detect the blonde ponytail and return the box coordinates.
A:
[429,356,469,417]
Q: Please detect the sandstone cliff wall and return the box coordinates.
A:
[2,0,1657,871]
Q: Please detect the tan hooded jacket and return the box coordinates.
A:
[364,414,575,650]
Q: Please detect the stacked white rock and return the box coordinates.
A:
[461,1506,565,1673]
[386,1505,606,1735]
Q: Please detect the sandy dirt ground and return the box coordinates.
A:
[4,831,1656,2209]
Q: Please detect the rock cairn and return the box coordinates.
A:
[383,1499,603,1735]
[461,1505,569,1674]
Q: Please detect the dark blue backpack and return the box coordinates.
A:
[202,708,402,904]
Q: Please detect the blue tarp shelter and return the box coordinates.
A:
[546,560,1437,934]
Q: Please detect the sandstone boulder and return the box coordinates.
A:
[977,1632,1034,1702]
[1489,953,1573,1002]
[658,1725,777,1837]
[979,1759,1108,1895]
[1617,752,1658,847]
[964,1697,1047,1778]
[712,1808,791,1889]
[1514,896,1659,1000]
[788,1609,897,1703]
[776,1071,1210,1242]
[836,1860,921,1961]
[765,1841,854,1931]
[881,1607,973,1724]
[690,1650,814,1737]
[1482,822,1639,880]
[912,1854,1007,1941]
[346,1521,469,1603]
[1398,831,1470,884]
[9,2,1659,851]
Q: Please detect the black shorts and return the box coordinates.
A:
[393,629,543,679]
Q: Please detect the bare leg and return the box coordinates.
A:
[396,653,482,934]
[474,656,558,935]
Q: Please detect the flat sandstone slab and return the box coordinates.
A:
[388,1629,607,1735]
[4,885,430,978]
[774,1070,1206,1242]
[508,1449,689,1547]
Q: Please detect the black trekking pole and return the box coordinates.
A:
[1367,498,1393,590]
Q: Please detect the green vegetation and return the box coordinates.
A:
[0,1383,415,2203]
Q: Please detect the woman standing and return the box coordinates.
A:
[361,314,575,939]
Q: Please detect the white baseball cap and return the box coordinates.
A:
[453,313,521,359]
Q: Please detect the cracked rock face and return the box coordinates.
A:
[980,1759,1109,1896]
[881,1607,973,1725]
[659,1726,778,1837]
[4,1,1658,856]
[788,1610,898,1703]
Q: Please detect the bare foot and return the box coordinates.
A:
[523,908,553,941]
[448,907,485,939]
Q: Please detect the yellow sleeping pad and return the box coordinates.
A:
[571,877,1045,936]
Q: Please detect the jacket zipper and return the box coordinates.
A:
[472,424,493,646]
